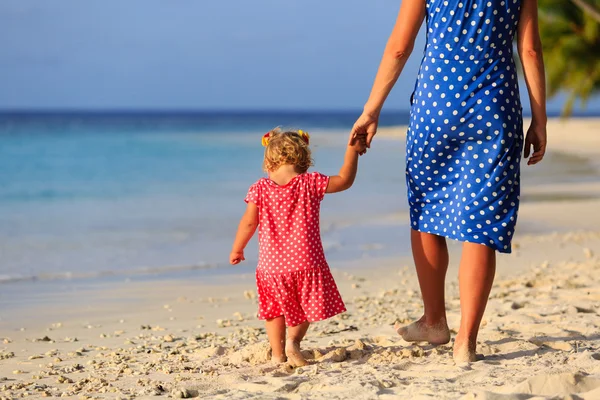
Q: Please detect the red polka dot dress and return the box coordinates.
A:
[245,171,346,327]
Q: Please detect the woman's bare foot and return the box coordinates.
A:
[453,335,477,363]
[395,316,450,345]
[285,339,308,367]
[271,354,287,364]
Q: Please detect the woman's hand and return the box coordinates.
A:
[351,134,367,154]
[349,112,379,155]
[524,122,547,165]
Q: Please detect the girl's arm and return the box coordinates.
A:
[326,140,365,193]
[230,202,259,264]
[353,0,425,147]
[517,0,548,165]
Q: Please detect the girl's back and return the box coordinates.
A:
[246,172,329,274]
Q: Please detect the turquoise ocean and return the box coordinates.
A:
[1,110,599,311]
[0,111,414,288]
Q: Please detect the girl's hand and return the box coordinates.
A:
[524,122,547,165]
[230,250,245,265]
[351,134,367,154]
[350,112,379,155]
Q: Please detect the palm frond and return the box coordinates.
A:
[537,0,600,116]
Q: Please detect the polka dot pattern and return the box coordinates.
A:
[256,267,346,327]
[406,0,524,253]
[245,172,346,326]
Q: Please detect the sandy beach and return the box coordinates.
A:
[2,118,600,399]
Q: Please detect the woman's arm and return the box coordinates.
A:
[517,0,547,127]
[517,0,548,165]
[363,0,426,119]
[351,0,426,149]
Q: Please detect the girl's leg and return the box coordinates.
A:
[454,242,496,362]
[265,316,286,363]
[285,321,310,367]
[396,229,450,344]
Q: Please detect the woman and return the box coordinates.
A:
[351,0,547,362]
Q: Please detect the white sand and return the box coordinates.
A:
[1,118,600,399]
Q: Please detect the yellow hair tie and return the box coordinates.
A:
[261,130,310,147]
[298,130,310,145]
[262,132,270,147]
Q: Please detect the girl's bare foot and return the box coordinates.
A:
[285,339,308,367]
[453,335,477,363]
[394,316,450,345]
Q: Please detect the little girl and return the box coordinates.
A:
[230,128,366,367]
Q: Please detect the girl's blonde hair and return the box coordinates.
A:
[263,128,313,173]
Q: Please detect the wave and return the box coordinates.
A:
[0,261,240,285]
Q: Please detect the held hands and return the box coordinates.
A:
[349,112,379,155]
[229,250,245,265]
[351,134,367,154]
[524,122,547,165]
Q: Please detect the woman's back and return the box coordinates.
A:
[425,0,521,61]
[407,0,524,253]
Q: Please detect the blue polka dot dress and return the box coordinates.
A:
[406,0,524,253]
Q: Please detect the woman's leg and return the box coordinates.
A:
[286,321,310,367]
[454,242,496,362]
[396,229,450,344]
[265,316,286,363]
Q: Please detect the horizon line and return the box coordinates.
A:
[0,108,399,114]
[0,108,598,117]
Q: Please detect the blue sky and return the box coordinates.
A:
[0,0,598,113]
